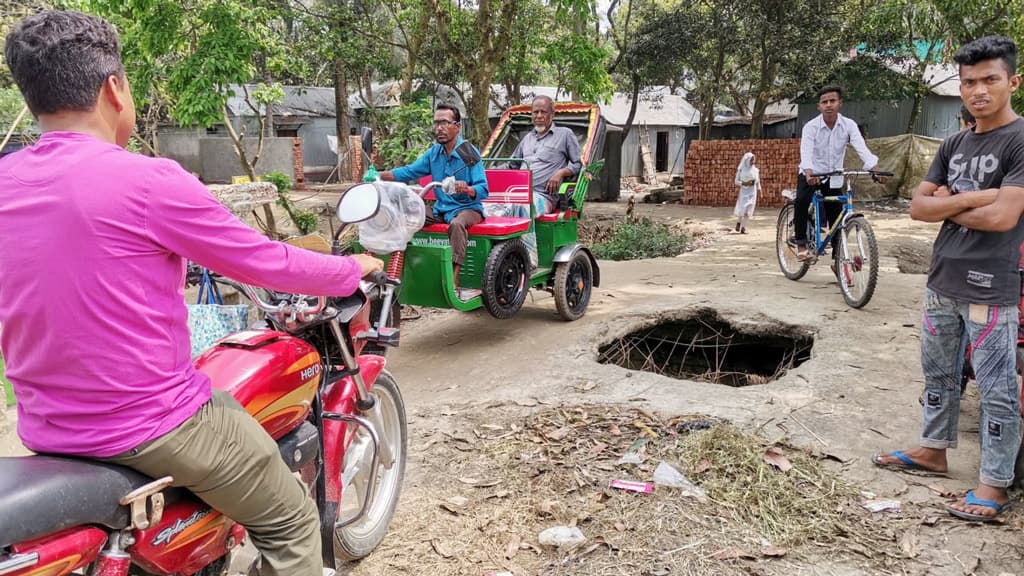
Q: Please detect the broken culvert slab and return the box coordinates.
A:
[597,308,813,387]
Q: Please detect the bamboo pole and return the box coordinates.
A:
[0,105,28,152]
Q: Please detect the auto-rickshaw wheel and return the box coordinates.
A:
[482,239,529,319]
[554,250,593,321]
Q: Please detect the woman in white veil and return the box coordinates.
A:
[733,152,761,234]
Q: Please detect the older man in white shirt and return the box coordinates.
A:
[795,85,879,260]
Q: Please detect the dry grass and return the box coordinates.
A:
[354,405,912,576]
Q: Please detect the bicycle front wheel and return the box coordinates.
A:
[836,216,879,308]
[776,203,810,280]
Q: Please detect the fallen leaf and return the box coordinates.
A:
[694,458,712,474]
[504,534,521,560]
[587,441,609,459]
[711,548,756,561]
[536,500,560,516]
[609,423,622,436]
[473,479,502,488]
[926,483,955,498]
[487,490,512,499]
[899,531,918,558]
[440,495,469,514]
[575,381,597,392]
[614,521,627,532]
[761,546,787,557]
[545,426,573,441]
[458,477,481,485]
[431,539,455,558]
[763,447,793,473]
[963,556,980,575]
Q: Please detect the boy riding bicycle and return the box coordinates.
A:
[795,85,881,261]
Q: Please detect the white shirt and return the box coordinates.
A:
[798,113,878,188]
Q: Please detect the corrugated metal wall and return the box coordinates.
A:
[619,125,688,178]
[297,118,340,167]
[797,95,960,139]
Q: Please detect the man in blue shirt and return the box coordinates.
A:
[381,104,488,300]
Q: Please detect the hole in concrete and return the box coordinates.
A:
[598,308,814,387]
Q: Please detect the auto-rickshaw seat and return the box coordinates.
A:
[419,169,533,236]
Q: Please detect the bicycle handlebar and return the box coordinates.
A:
[810,169,894,178]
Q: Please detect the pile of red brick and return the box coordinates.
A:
[291,138,305,189]
[684,139,800,208]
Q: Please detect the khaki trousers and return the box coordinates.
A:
[103,390,323,576]
[426,210,483,266]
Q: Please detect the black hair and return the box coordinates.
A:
[816,85,843,100]
[954,36,1017,75]
[960,104,976,126]
[5,10,125,116]
[436,103,461,123]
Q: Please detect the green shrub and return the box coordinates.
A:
[263,171,318,234]
[293,210,320,235]
[592,217,689,261]
[264,171,293,197]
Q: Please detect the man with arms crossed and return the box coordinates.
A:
[874,36,1024,522]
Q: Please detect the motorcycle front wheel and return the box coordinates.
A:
[334,370,408,561]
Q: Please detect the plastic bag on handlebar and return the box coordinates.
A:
[358,181,426,253]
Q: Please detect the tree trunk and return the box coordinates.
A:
[334,57,353,181]
[620,73,641,142]
[906,84,927,135]
[222,108,277,238]
[749,37,772,139]
[400,8,431,101]
[468,70,494,145]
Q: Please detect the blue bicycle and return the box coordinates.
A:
[776,169,892,308]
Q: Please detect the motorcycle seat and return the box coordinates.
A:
[0,455,155,547]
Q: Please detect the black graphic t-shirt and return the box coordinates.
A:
[924,117,1024,304]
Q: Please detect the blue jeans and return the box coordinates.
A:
[920,288,1022,487]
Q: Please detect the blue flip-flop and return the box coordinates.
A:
[871,451,948,476]
[945,490,1010,522]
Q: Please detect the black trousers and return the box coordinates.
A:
[793,173,842,252]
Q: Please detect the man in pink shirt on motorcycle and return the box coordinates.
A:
[0,10,382,576]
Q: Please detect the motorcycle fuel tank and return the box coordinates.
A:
[195,330,322,440]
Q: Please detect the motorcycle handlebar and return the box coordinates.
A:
[366,270,401,287]
[193,268,326,322]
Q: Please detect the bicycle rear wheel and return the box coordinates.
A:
[776,203,810,280]
[836,216,879,308]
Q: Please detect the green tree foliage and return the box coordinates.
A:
[733,0,855,138]
[857,0,1022,132]
[375,98,435,167]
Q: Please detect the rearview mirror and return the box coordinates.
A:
[455,141,481,168]
[360,127,373,157]
[336,183,380,224]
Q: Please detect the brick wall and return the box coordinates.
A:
[291,138,305,190]
[684,139,800,208]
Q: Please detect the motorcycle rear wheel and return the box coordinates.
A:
[334,370,407,562]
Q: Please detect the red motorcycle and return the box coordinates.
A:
[0,196,408,575]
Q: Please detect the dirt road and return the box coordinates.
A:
[361,202,1022,575]
[3,201,1021,575]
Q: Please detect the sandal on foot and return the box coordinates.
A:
[945,490,1010,522]
[871,451,947,476]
